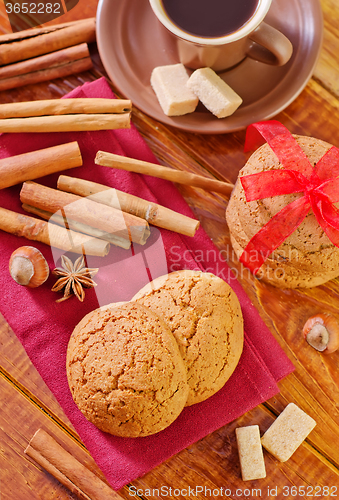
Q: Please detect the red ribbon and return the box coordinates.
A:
[239,120,339,274]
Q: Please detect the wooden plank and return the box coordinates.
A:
[0,374,125,499]
[1,356,339,499]
[1,0,339,497]
[2,80,339,495]
[0,1,98,35]
[134,80,339,192]
[0,313,74,425]
[313,0,339,97]
[131,406,339,500]
[1,134,339,495]
[132,80,339,476]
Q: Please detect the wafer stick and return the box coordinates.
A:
[95,151,234,196]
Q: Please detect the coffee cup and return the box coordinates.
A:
[149,0,293,72]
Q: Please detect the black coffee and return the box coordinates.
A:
[161,0,260,38]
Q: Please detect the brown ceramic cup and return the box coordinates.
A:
[149,0,293,71]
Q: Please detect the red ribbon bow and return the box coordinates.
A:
[239,120,339,274]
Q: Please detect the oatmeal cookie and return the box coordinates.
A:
[132,270,244,406]
[226,135,339,288]
[66,301,189,437]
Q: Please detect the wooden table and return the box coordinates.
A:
[1,1,339,498]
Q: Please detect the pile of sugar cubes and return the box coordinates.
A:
[151,63,243,118]
[236,403,316,481]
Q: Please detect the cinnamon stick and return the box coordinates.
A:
[0,57,93,92]
[0,18,95,43]
[22,204,131,250]
[0,43,89,79]
[0,207,110,256]
[20,181,150,245]
[25,429,121,500]
[0,97,132,118]
[58,175,200,237]
[95,152,235,196]
[0,17,96,66]
[0,112,130,133]
[0,141,82,190]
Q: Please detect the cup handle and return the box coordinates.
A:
[246,22,293,66]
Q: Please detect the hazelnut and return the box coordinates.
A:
[303,313,339,354]
[9,246,49,288]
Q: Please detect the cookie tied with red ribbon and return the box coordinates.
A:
[226,120,339,288]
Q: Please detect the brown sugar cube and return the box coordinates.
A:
[261,403,316,462]
[235,425,266,481]
[187,67,243,118]
[150,63,198,116]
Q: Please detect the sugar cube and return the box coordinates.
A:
[236,425,266,481]
[261,403,316,462]
[187,67,243,118]
[150,63,199,116]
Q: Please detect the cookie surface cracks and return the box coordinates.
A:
[66,302,189,437]
[132,270,244,406]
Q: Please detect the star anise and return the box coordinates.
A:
[51,255,98,303]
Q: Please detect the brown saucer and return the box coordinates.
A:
[96,0,323,134]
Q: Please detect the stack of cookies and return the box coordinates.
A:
[226,135,339,288]
[66,270,244,437]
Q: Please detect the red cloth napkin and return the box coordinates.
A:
[0,78,294,490]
